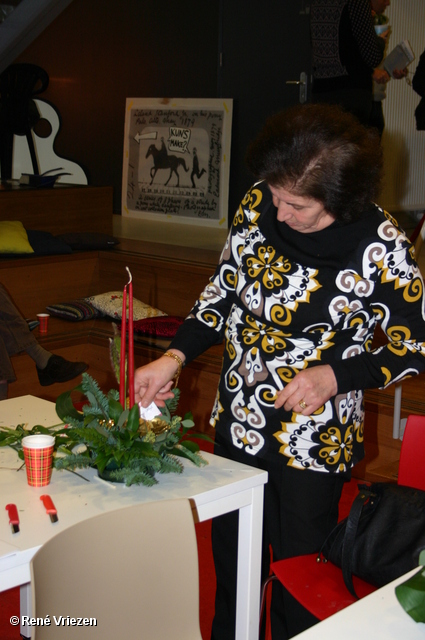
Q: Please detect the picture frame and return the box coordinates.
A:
[121,97,233,227]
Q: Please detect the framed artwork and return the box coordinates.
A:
[122,97,233,227]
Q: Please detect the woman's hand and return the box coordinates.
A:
[275,365,338,415]
[134,350,186,408]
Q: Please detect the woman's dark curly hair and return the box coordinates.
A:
[245,103,383,223]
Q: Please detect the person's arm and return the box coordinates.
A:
[275,364,338,415]
[332,232,425,393]
[134,349,185,407]
[135,186,257,406]
[276,222,425,415]
[348,0,386,68]
[170,184,269,362]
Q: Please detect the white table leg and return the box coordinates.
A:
[235,485,264,640]
[20,583,32,638]
[392,383,402,439]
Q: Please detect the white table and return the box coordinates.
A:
[0,395,267,640]
[293,567,425,640]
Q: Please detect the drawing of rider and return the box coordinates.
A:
[159,136,168,162]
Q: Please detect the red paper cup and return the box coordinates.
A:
[37,313,50,334]
[22,435,55,487]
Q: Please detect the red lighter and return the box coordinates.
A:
[5,504,19,533]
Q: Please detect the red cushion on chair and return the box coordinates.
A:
[132,315,184,338]
[398,415,425,491]
[271,554,378,620]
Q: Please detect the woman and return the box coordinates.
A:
[134,104,425,639]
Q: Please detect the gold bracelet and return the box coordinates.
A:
[162,351,184,388]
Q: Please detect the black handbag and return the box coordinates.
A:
[319,482,425,598]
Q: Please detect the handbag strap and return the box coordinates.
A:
[341,488,373,598]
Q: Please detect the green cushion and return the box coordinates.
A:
[0,221,34,254]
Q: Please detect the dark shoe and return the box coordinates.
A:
[26,319,40,331]
[37,355,88,386]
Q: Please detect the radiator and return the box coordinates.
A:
[381,0,425,213]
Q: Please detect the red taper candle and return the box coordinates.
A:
[128,275,134,407]
[119,285,127,407]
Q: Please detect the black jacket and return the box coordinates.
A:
[412,50,425,131]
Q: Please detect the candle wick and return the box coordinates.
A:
[125,266,133,284]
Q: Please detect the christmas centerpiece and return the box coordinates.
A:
[0,267,210,486]
[0,377,209,488]
[53,266,209,486]
[53,373,208,486]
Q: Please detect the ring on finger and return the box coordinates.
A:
[299,399,307,410]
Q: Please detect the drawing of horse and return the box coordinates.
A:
[145,144,188,187]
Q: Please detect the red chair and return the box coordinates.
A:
[260,414,425,625]
[397,414,425,490]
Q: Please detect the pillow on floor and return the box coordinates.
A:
[85,291,167,320]
[0,220,34,254]
[46,300,102,321]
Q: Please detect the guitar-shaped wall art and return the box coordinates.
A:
[0,63,87,185]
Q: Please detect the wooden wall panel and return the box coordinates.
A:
[98,251,215,318]
[0,184,113,234]
[0,253,100,318]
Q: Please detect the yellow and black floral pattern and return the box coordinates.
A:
[175,182,425,475]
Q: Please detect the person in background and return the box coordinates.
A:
[311,0,388,126]
[0,283,88,400]
[134,104,425,639]
[369,0,408,136]
[412,47,425,131]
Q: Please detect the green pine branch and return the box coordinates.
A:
[54,453,92,470]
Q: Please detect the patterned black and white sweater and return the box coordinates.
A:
[170,182,425,476]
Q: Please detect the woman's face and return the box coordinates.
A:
[269,185,335,233]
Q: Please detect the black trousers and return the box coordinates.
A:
[210,433,346,640]
[312,87,373,128]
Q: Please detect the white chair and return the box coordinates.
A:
[30,498,202,639]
